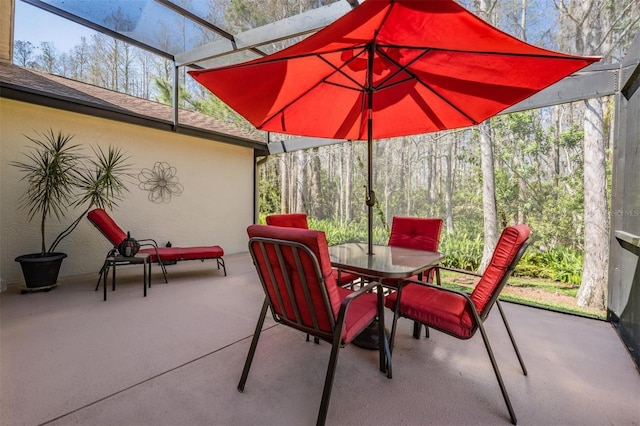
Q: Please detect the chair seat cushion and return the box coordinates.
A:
[385,284,476,339]
[337,287,378,343]
[139,246,224,262]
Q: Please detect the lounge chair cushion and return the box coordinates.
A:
[139,246,224,263]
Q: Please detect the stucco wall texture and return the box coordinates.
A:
[1,98,255,285]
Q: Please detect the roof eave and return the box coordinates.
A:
[0,81,269,155]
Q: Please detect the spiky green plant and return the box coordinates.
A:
[11,129,131,255]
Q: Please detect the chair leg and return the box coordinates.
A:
[389,306,401,356]
[238,298,268,392]
[377,314,392,379]
[95,249,116,291]
[478,321,518,425]
[151,246,168,283]
[496,301,527,375]
[217,257,227,276]
[157,256,168,283]
[305,334,320,344]
[317,330,343,426]
[95,260,108,291]
[412,321,421,339]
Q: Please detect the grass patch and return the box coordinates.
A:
[497,293,605,319]
[437,270,606,320]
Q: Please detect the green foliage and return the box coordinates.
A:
[432,230,583,286]
[258,178,280,215]
[439,232,483,270]
[257,215,388,246]
[310,218,389,246]
[558,124,584,149]
[517,247,583,284]
[224,0,271,32]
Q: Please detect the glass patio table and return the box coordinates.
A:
[328,243,445,280]
[328,243,445,349]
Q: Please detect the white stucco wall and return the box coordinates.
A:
[0,98,256,286]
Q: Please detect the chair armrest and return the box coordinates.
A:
[343,281,383,302]
[137,238,160,248]
[434,266,481,278]
[397,278,469,297]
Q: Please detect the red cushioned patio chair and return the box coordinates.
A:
[266,213,360,288]
[383,216,443,337]
[383,216,443,287]
[385,224,530,425]
[241,224,391,426]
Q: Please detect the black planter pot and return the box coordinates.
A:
[15,252,67,292]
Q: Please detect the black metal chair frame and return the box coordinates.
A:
[240,235,392,426]
[86,213,168,287]
[389,239,530,425]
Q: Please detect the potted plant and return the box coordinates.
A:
[11,129,131,292]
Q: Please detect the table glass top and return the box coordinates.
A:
[328,243,444,279]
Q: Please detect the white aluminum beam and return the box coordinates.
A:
[175,0,354,67]
[502,62,620,113]
[267,136,347,154]
[620,31,640,95]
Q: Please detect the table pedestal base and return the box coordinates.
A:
[352,319,389,350]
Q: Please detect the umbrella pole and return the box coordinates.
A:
[365,41,375,255]
[367,130,374,255]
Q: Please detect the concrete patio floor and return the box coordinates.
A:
[1,252,638,426]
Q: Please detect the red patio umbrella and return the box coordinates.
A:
[189,0,599,253]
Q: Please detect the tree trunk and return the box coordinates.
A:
[577,97,608,309]
[444,136,454,234]
[280,154,289,213]
[295,150,306,212]
[425,141,434,217]
[345,143,353,223]
[476,0,499,273]
[479,121,499,273]
[310,148,322,217]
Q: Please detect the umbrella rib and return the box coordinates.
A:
[374,46,478,124]
[256,50,367,129]
[373,47,430,91]
[372,44,592,124]
[317,48,367,91]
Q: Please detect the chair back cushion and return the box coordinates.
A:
[265,213,309,229]
[388,216,443,251]
[247,224,340,335]
[87,208,127,246]
[471,224,530,316]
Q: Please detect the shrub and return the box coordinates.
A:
[517,247,582,284]
[439,232,483,270]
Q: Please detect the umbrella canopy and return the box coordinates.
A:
[189,0,599,252]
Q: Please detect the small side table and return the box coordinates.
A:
[102,253,151,301]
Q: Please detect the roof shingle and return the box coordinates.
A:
[0,63,266,152]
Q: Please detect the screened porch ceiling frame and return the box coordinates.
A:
[19,0,633,155]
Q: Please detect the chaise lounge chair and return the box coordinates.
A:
[87,208,226,286]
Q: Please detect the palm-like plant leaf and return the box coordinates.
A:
[11,129,132,255]
[74,146,132,210]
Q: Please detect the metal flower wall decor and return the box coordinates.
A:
[138,162,184,203]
